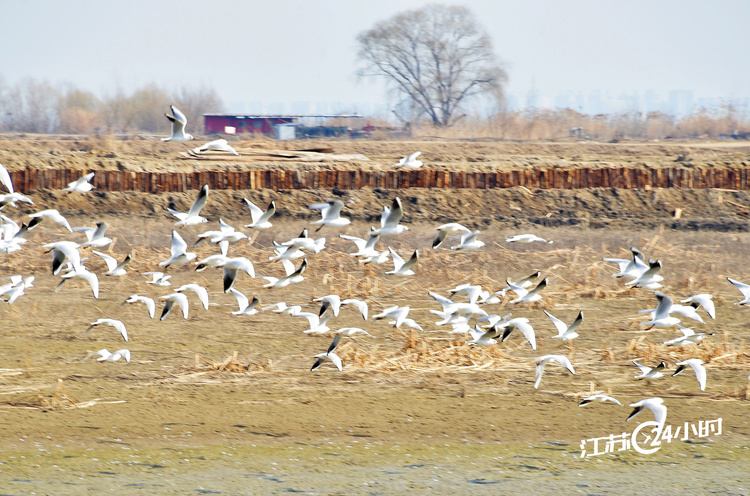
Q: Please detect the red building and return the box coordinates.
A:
[203,114,296,135]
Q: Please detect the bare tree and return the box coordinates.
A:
[357,4,507,127]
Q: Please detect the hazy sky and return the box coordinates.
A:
[1,0,748,114]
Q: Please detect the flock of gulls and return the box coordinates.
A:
[0,105,745,443]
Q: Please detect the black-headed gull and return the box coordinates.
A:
[662,324,714,346]
[262,301,302,315]
[83,348,131,363]
[394,151,422,169]
[31,209,73,232]
[625,259,663,289]
[261,259,307,289]
[159,230,197,267]
[85,318,128,341]
[57,266,99,298]
[506,234,552,244]
[222,256,256,292]
[672,358,707,391]
[578,394,622,407]
[44,241,82,275]
[339,231,381,259]
[243,199,276,229]
[309,198,351,231]
[370,197,408,236]
[293,311,332,335]
[450,230,484,250]
[386,247,418,276]
[74,221,112,248]
[533,354,575,389]
[680,293,715,320]
[545,310,584,341]
[168,184,209,227]
[193,138,238,155]
[500,318,537,350]
[194,219,247,256]
[727,277,750,305]
[175,283,209,310]
[64,172,95,192]
[432,223,471,249]
[639,292,680,329]
[0,216,38,253]
[125,295,155,319]
[229,288,259,316]
[467,325,501,346]
[627,397,667,439]
[603,247,647,279]
[373,305,422,330]
[93,250,131,276]
[311,351,342,371]
[143,271,171,286]
[160,293,190,321]
[507,278,547,304]
[633,360,666,379]
[162,105,194,142]
[327,327,373,354]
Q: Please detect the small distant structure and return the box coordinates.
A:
[203,114,365,140]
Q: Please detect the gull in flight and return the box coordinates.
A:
[74,221,112,249]
[168,184,209,227]
[507,278,547,304]
[680,293,716,320]
[0,216,39,253]
[326,327,373,354]
[229,288,259,316]
[339,231,381,259]
[450,230,485,251]
[662,324,714,347]
[83,348,131,363]
[125,295,155,319]
[633,360,666,380]
[221,256,256,292]
[159,230,197,268]
[625,259,664,289]
[143,271,171,286]
[243,199,276,229]
[162,105,193,142]
[0,275,34,304]
[64,172,95,192]
[370,197,408,236]
[468,325,501,346]
[311,350,342,372]
[193,138,239,155]
[30,209,73,232]
[93,250,131,276]
[578,394,622,407]
[432,223,471,249]
[309,198,351,231]
[85,318,128,341]
[262,301,302,315]
[175,283,209,310]
[545,310,584,341]
[639,292,680,329]
[603,247,647,279]
[261,259,307,289]
[293,310,332,335]
[499,318,537,350]
[0,163,13,193]
[506,234,552,244]
[44,241,82,275]
[0,191,34,209]
[194,219,247,256]
[533,355,575,389]
[386,247,418,276]
[160,293,190,321]
[672,358,707,391]
[627,397,667,440]
[394,151,422,169]
[56,266,99,298]
[316,295,369,321]
[449,283,501,305]
[373,305,422,330]
[727,277,750,305]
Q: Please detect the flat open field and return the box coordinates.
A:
[1,137,750,494]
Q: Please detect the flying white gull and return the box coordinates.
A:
[56,266,99,298]
[467,325,501,346]
[639,292,680,329]
[370,197,408,236]
[0,216,39,253]
[579,394,622,407]
[386,247,418,276]
[339,231,381,259]
[309,198,351,231]
[262,301,302,315]
[44,241,82,275]
[603,247,647,279]
[243,199,276,229]
[506,234,552,244]
[74,221,112,248]
[193,138,239,155]
[394,151,422,169]
[64,172,95,192]
[533,354,575,389]
[625,259,664,289]
[431,222,471,249]
[229,288,259,316]
[261,259,307,289]
[662,324,714,347]
[160,293,190,321]
[0,191,34,209]
[175,283,210,310]
[545,309,584,341]
[311,351,343,372]
[162,105,193,142]
[159,230,197,268]
[627,397,667,440]
[222,256,256,292]
[633,360,666,380]
[450,230,485,251]
[727,277,750,305]
[500,318,537,350]
[680,293,716,320]
[93,250,131,276]
[83,348,131,363]
[373,305,422,330]
[673,358,707,391]
[143,271,171,286]
[125,295,155,319]
[292,311,332,335]
[30,209,73,232]
[85,318,128,341]
[507,278,547,304]
[195,219,247,256]
[167,184,209,227]
[327,327,373,354]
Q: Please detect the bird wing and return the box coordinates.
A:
[111,320,128,341]
[682,293,715,319]
[327,352,343,371]
[534,362,545,389]
[543,310,568,336]
[727,277,750,300]
[399,250,419,272]
[342,298,368,320]
[327,334,342,355]
[170,105,188,125]
[632,360,650,375]
[387,247,404,271]
[92,250,117,272]
[382,197,404,228]
[406,151,421,162]
[552,355,575,374]
[526,278,548,298]
[653,292,674,320]
[509,319,536,350]
[230,288,249,311]
[0,163,13,193]
[188,185,209,217]
[170,230,188,256]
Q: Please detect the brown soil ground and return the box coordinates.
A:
[1,137,749,494]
